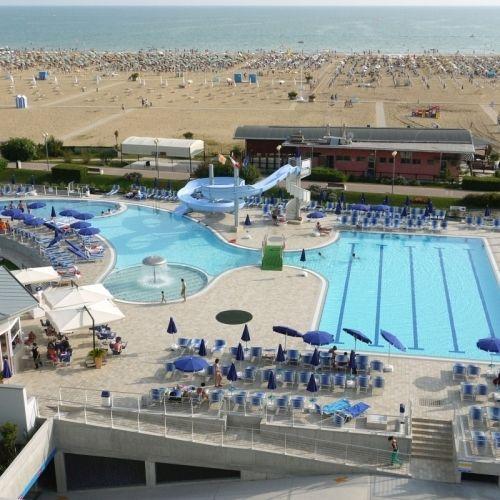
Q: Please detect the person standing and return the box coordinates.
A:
[161,290,166,304]
[32,343,42,369]
[389,436,401,467]
[180,278,186,302]
[214,358,223,388]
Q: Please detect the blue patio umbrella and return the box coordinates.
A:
[380,329,406,361]
[307,211,325,219]
[74,212,94,220]
[276,344,285,363]
[236,343,245,362]
[401,205,408,218]
[477,337,500,366]
[360,193,366,204]
[310,347,320,367]
[427,199,433,211]
[351,204,370,212]
[339,192,345,204]
[335,201,342,215]
[1,209,22,218]
[349,350,357,372]
[267,370,277,390]
[306,373,318,393]
[174,356,209,373]
[373,205,390,212]
[70,221,92,229]
[424,207,430,218]
[13,212,32,220]
[273,325,302,350]
[59,209,80,217]
[50,206,56,218]
[303,331,334,346]
[244,214,252,226]
[404,196,410,206]
[300,248,306,262]
[484,206,492,217]
[383,195,389,205]
[241,324,250,348]
[2,357,12,379]
[27,202,46,210]
[25,217,44,227]
[227,362,238,382]
[79,227,100,236]
[198,339,207,357]
[342,328,372,350]
[167,317,177,334]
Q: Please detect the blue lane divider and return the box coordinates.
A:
[407,246,423,351]
[437,248,464,354]
[373,244,386,347]
[335,243,356,344]
[467,249,496,338]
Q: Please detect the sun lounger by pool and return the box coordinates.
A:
[318,398,350,415]
[338,401,370,422]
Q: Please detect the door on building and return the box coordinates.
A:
[367,155,376,178]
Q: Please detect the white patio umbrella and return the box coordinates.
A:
[12,266,60,285]
[42,284,113,309]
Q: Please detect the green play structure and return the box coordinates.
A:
[261,235,285,271]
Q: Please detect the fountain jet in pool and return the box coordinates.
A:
[142,255,168,285]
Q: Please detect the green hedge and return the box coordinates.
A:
[0,169,52,185]
[307,168,347,183]
[460,193,500,209]
[51,164,88,183]
[461,176,500,191]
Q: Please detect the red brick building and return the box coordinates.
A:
[234,126,476,181]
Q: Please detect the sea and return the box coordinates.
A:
[0,6,499,54]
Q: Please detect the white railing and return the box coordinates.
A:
[36,394,410,475]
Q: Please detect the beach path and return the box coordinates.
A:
[480,104,498,124]
[375,101,386,127]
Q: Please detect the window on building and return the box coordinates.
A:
[427,159,435,165]
[412,159,421,165]
[379,157,387,163]
[336,155,351,162]
[356,156,365,162]
[400,151,412,164]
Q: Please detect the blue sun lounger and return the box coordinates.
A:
[338,401,370,422]
[316,398,350,415]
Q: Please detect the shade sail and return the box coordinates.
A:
[46,299,124,332]
[43,284,113,310]
[12,266,60,285]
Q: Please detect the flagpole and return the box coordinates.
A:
[234,161,239,231]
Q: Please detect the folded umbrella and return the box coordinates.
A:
[2,358,12,379]
[267,370,277,390]
[198,339,207,357]
[276,344,285,363]
[306,373,318,393]
[244,214,252,226]
[310,347,320,367]
[51,206,57,218]
[227,362,238,382]
[167,317,177,334]
[241,324,250,348]
[236,343,245,362]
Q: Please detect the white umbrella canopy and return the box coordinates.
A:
[42,284,113,310]
[12,266,60,285]
[45,299,125,333]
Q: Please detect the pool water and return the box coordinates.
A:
[14,200,498,361]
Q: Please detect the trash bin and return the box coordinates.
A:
[101,390,111,407]
[399,403,406,423]
[16,160,22,169]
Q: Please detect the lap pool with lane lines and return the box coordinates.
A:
[20,201,497,361]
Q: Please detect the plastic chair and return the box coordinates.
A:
[209,390,223,406]
[476,383,488,402]
[320,373,332,390]
[370,359,384,373]
[472,431,488,455]
[333,412,345,428]
[372,376,385,394]
[357,374,370,393]
[165,362,175,375]
[461,382,475,401]
[469,406,483,427]
[250,392,266,410]
[233,391,248,412]
[212,339,226,355]
[453,363,466,381]
[333,373,346,392]
[298,371,312,387]
[467,364,481,380]
[243,366,256,382]
[275,395,290,415]
[291,396,305,412]
[356,355,369,374]
[287,349,300,365]
[250,346,263,363]
[282,370,295,386]
[486,407,500,427]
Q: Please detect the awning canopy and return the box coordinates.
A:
[12,266,60,285]
[121,136,205,158]
[42,284,113,310]
[46,299,125,333]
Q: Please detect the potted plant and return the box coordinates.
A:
[88,348,107,369]
[288,91,298,101]
[308,94,316,102]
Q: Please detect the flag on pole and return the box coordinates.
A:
[229,153,240,169]
[218,153,227,165]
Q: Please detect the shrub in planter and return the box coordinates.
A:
[288,91,298,100]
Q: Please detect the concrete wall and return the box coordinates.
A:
[0,235,49,269]
[0,419,55,500]
[0,384,37,443]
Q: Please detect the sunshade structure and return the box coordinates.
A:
[174,356,209,373]
[351,204,370,211]
[27,202,46,210]
[241,324,250,347]
[306,373,318,393]
[42,284,113,309]
[273,325,302,350]
[2,358,12,379]
[236,343,245,362]
[307,211,325,219]
[198,339,207,357]
[276,344,285,363]
[74,212,94,221]
[484,206,492,217]
[267,371,277,390]
[227,362,238,382]
[70,221,92,230]
[59,209,80,217]
[477,337,500,366]
[24,218,45,227]
[380,329,406,360]
[121,137,205,158]
[303,331,334,346]
[335,201,342,215]
[1,209,22,218]
[167,317,177,334]
[12,266,60,285]
[79,227,100,236]
[342,328,372,350]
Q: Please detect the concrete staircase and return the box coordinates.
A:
[411,418,454,461]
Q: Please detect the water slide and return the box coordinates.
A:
[175,162,311,215]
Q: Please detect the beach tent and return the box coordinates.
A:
[42,284,113,309]
[121,137,204,159]
[15,95,28,109]
[12,266,60,285]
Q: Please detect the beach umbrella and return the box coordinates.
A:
[1,209,22,218]
[79,227,100,236]
[373,205,390,212]
[27,202,46,210]
[404,196,410,206]
[2,357,12,379]
[484,205,491,217]
[380,329,406,361]
[300,248,306,262]
[306,373,318,393]
[339,192,345,204]
[276,344,285,363]
[342,328,372,350]
[427,199,433,211]
[351,204,370,212]
[310,347,320,367]
[167,316,177,334]
[303,331,334,346]
[24,217,45,227]
[424,207,430,218]
[476,338,500,366]
[273,325,302,350]
[244,214,252,226]
[13,212,32,220]
[360,193,366,204]
[307,211,324,219]
[349,351,357,373]
[59,209,80,217]
[198,339,207,357]
[74,212,94,221]
[335,201,342,215]
[51,206,56,218]
[12,266,59,285]
[383,195,389,205]
[241,324,250,348]
[70,221,92,229]
[174,356,209,373]
[227,362,238,382]
[267,370,277,390]
[236,343,245,362]
[401,205,408,218]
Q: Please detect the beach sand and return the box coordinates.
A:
[1,54,498,149]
